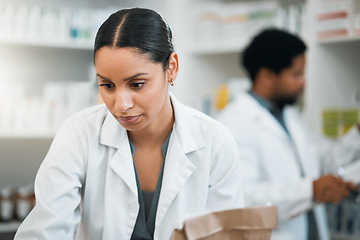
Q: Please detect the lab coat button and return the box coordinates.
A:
[128,203,137,212]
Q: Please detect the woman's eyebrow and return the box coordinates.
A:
[96,72,149,82]
[124,72,149,81]
[96,74,111,81]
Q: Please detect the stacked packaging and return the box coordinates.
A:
[315,0,360,39]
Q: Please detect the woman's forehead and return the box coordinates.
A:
[95,46,148,59]
[94,47,164,79]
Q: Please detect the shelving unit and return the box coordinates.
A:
[331,233,360,240]
[187,1,360,240]
[0,1,103,236]
[0,222,21,233]
[0,1,167,237]
[0,38,93,50]
[0,43,96,139]
[191,39,248,55]
[0,0,359,238]
[318,35,360,44]
[305,0,360,135]
[0,134,54,139]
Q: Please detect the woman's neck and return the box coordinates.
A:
[128,97,174,148]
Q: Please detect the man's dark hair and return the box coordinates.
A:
[242,28,307,82]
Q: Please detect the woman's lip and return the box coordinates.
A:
[117,115,141,125]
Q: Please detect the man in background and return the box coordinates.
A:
[217,28,360,240]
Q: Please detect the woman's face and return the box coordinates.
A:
[95,46,176,132]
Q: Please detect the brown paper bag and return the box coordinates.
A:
[171,205,278,240]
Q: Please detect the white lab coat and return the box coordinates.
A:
[15,94,244,240]
[217,92,359,240]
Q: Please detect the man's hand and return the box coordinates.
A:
[313,174,358,203]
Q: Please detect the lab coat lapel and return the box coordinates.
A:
[258,111,290,141]
[155,94,204,227]
[155,133,195,225]
[285,108,318,178]
[100,112,138,197]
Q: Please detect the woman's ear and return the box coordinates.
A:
[167,52,179,84]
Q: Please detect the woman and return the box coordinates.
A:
[15,8,244,240]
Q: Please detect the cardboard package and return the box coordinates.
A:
[171,205,278,240]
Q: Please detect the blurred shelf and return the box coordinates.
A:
[0,221,21,233]
[318,35,360,45]
[331,233,360,240]
[0,37,93,50]
[0,133,54,139]
[191,40,249,55]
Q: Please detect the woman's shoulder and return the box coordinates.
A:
[184,105,233,139]
[171,94,235,146]
[186,106,221,126]
[60,104,109,134]
[67,104,108,121]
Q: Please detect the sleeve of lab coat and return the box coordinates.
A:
[14,117,87,240]
[233,123,313,222]
[321,126,360,173]
[206,127,245,212]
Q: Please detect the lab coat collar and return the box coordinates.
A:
[154,92,205,228]
[237,92,290,140]
[99,111,127,149]
[99,111,137,197]
[169,92,206,154]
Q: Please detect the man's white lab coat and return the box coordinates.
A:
[217,92,360,240]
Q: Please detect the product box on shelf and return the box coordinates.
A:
[190,1,306,54]
[353,0,360,36]
[314,0,360,39]
[191,2,220,50]
[322,108,359,139]
[354,15,360,35]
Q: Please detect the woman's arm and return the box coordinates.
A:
[206,127,245,212]
[14,117,86,240]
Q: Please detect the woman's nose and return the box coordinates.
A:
[115,91,134,113]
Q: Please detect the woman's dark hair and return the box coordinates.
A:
[242,28,307,82]
[94,8,174,70]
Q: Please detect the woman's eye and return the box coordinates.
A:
[99,83,113,89]
[130,82,145,88]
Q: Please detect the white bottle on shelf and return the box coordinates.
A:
[0,187,14,222]
[58,7,71,41]
[2,4,15,39]
[14,5,29,40]
[28,5,42,40]
[15,185,34,221]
